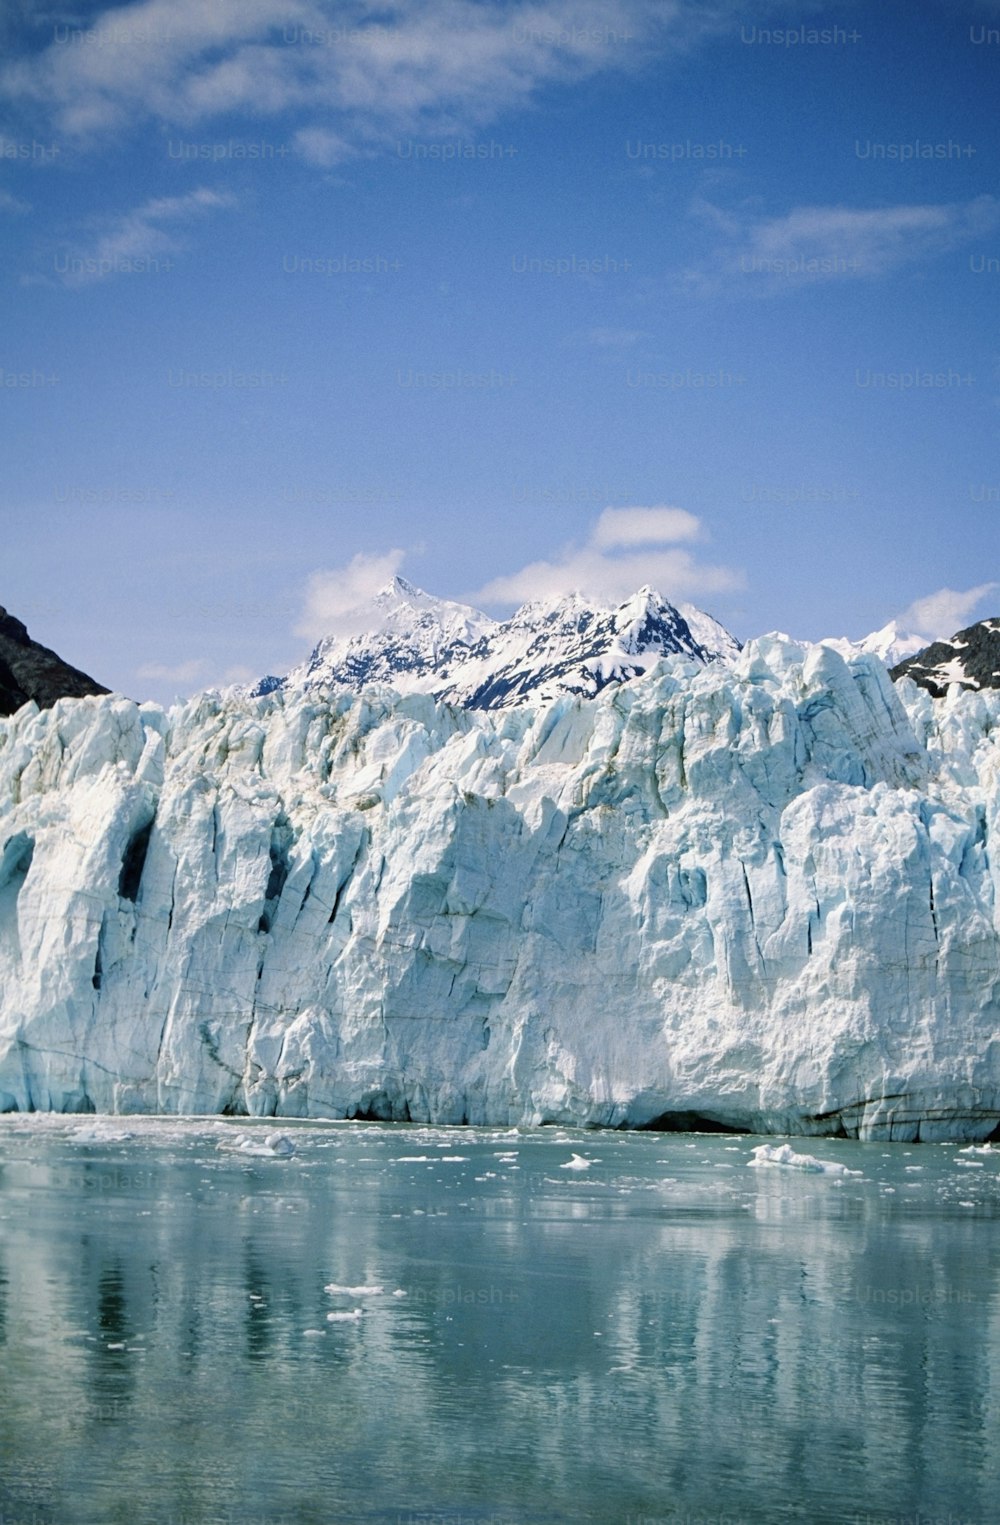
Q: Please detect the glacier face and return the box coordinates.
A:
[1,635,999,1140]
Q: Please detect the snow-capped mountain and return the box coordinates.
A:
[252,577,742,710]
[819,619,927,670]
[2,633,1000,1140]
[891,617,1000,697]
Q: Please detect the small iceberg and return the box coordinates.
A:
[71,1125,135,1144]
[560,1154,592,1172]
[326,1309,364,1323]
[226,1132,296,1158]
[749,1143,861,1176]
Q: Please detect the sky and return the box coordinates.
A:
[1,0,999,706]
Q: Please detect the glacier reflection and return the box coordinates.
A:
[0,1118,998,1525]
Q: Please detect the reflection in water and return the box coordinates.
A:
[88,1257,134,1421]
[242,1239,272,1362]
[0,1119,997,1524]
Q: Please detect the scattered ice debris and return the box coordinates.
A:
[955,1160,984,1169]
[561,1154,592,1172]
[324,1284,384,1296]
[72,1126,135,1144]
[749,1143,862,1176]
[326,1310,364,1323]
[959,1145,995,1156]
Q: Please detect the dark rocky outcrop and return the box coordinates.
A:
[890,617,1000,698]
[0,607,110,716]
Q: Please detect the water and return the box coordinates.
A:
[0,1118,998,1525]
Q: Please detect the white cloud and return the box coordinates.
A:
[899,583,1000,642]
[592,504,701,549]
[474,506,742,606]
[0,0,718,150]
[295,548,407,641]
[52,185,235,285]
[293,126,355,167]
[684,195,1000,295]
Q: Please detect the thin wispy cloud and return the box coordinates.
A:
[295,549,408,642]
[43,185,235,285]
[899,583,1000,642]
[293,126,356,169]
[0,187,30,214]
[1,0,730,154]
[474,505,743,606]
[683,195,1000,296]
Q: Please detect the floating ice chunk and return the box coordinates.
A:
[231,1133,296,1158]
[326,1309,364,1322]
[324,1284,384,1296]
[959,1145,995,1156]
[72,1126,135,1144]
[392,1289,408,1298]
[955,1160,984,1169]
[561,1154,592,1172]
[749,1143,862,1176]
[303,1329,326,1338]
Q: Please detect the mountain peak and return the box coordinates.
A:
[253,582,742,710]
[819,619,927,669]
[375,574,422,601]
[0,607,110,716]
[890,616,1000,697]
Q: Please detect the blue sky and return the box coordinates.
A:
[2,0,999,704]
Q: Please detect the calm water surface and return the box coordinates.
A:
[0,1117,998,1525]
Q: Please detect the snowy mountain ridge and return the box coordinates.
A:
[891,618,1000,697]
[819,619,928,670]
[252,577,743,710]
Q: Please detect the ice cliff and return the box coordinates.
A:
[1,633,999,1140]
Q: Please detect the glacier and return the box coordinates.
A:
[1,632,999,1140]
